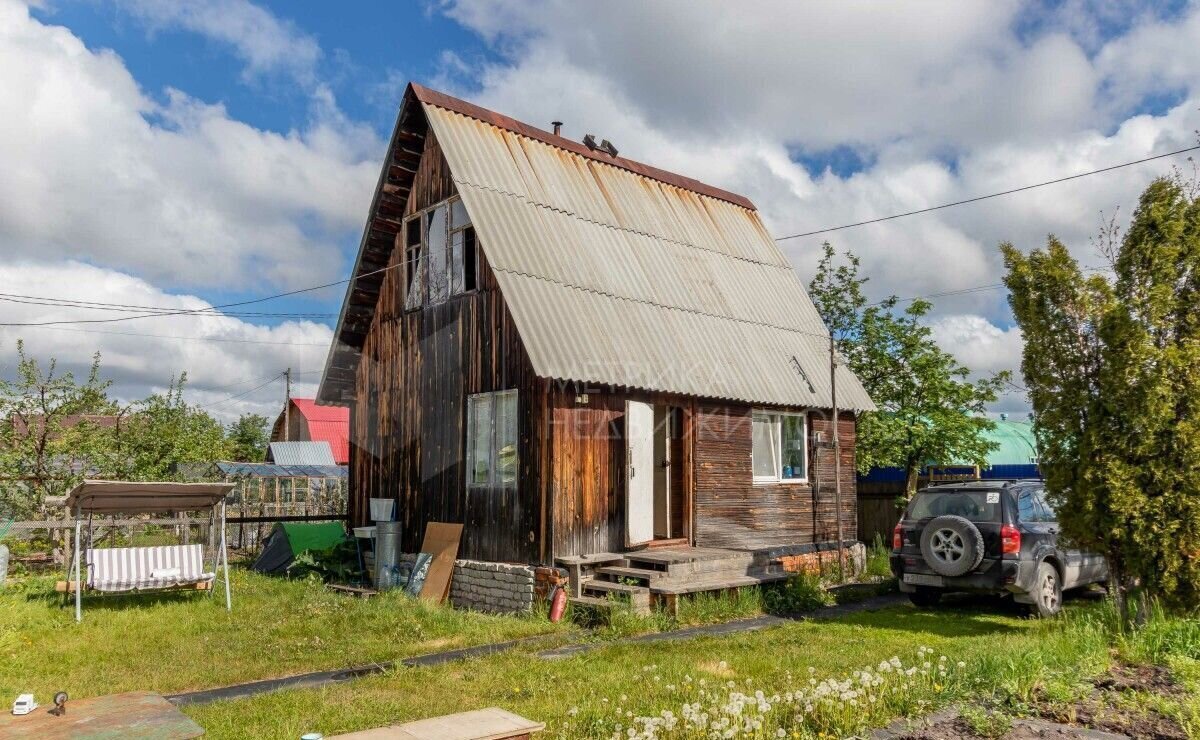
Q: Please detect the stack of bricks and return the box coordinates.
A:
[533,565,568,602]
[448,559,537,613]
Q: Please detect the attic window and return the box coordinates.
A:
[403,195,477,310]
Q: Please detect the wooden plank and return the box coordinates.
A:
[0,692,202,739]
[330,707,544,740]
[417,522,463,603]
[55,581,212,593]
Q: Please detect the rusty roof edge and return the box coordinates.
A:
[410,82,757,211]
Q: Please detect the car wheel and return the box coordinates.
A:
[919,515,985,577]
[908,587,942,608]
[1029,562,1062,618]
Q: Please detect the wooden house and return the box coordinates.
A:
[317,83,874,574]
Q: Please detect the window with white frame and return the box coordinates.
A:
[752,411,807,483]
[404,195,478,311]
[465,390,518,488]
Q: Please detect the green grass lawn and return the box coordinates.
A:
[0,567,572,699]
[183,594,1200,739]
[4,568,1196,739]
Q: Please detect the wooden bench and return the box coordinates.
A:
[330,707,544,739]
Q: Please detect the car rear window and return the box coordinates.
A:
[906,490,1001,523]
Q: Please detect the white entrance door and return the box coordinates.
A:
[626,400,655,546]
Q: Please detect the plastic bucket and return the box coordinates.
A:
[374,522,403,591]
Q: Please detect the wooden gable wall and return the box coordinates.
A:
[348,127,549,564]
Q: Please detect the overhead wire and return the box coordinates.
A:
[774,144,1200,241]
[0,261,402,328]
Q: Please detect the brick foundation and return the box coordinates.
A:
[764,541,867,576]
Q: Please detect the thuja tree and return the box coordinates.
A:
[1002,177,1200,612]
[810,244,1007,495]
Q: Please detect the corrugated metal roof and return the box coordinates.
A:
[424,103,874,410]
[267,441,337,467]
[215,462,348,479]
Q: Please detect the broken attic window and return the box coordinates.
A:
[404,196,476,310]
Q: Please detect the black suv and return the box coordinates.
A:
[890,480,1108,617]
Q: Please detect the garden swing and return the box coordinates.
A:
[58,480,235,622]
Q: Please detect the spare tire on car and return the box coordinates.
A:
[920,515,984,577]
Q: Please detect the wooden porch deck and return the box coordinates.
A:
[557,546,788,616]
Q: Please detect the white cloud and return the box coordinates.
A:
[0,261,332,422]
[0,0,381,290]
[118,0,323,86]
[434,0,1200,414]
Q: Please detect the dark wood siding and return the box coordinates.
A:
[348,127,545,564]
[693,405,856,550]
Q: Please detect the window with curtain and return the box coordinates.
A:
[465,390,518,488]
[752,411,808,483]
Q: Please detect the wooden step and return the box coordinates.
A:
[584,580,652,612]
[583,580,651,599]
[556,552,626,567]
[650,571,790,596]
[595,565,667,583]
[568,594,617,609]
[557,553,631,598]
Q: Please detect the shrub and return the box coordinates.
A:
[763,571,833,614]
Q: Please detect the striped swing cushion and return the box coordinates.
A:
[86,544,215,592]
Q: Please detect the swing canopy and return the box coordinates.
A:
[66,480,234,515]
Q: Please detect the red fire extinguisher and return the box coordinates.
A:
[548,584,567,623]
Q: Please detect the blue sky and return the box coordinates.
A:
[2,0,1199,418]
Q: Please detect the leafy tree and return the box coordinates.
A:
[227,413,270,462]
[0,342,116,517]
[1003,177,1200,613]
[120,374,231,480]
[810,243,1008,495]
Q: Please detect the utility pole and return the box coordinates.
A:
[283,368,292,441]
[830,336,845,583]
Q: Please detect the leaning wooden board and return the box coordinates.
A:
[417,522,463,603]
[0,691,203,739]
[330,706,544,739]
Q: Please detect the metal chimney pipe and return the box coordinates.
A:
[551,120,563,136]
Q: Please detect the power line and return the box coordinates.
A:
[198,373,284,411]
[775,144,1200,242]
[15,324,333,347]
[0,261,402,328]
[0,295,334,320]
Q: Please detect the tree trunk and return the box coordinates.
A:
[904,462,920,499]
[1107,557,1130,633]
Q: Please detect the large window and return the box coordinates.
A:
[404,196,478,311]
[466,390,518,488]
[752,411,807,483]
